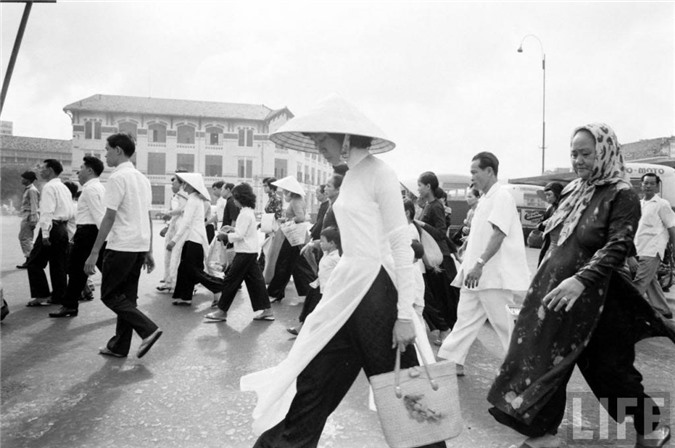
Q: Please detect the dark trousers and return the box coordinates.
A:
[291,255,314,297]
[490,280,661,438]
[218,253,271,312]
[62,225,103,310]
[267,238,301,300]
[206,224,215,244]
[298,286,322,323]
[27,222,69,303]
[173,241,223,300]
[254,268,446,448]
[101,250,159,356]
[422,256,459,332]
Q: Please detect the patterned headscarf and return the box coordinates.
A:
[544,123,630,245]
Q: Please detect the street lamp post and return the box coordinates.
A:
[517,34,546,174]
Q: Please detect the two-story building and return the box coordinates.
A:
[63,94,334,215]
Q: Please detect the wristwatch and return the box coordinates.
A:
[476,257,486,266]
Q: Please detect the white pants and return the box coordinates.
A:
[436,288,516,365]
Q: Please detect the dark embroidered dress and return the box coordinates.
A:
[487,183,675,437]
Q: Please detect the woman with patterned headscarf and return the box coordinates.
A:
[487,124,675,448]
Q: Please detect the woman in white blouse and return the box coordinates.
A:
[167,173,223,306]
[240,96,445,448]
[205,183,273,322]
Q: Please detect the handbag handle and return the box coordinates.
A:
[394,343,439,399]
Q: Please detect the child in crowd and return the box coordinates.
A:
[287,226,341,335]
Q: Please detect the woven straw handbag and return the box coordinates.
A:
[280,221,308,247]
[370,346,462,448]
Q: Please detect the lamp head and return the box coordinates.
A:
[517,46,523,53]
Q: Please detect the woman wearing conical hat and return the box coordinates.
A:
[240,95,446,447]
[264,175,309,303]
[166,173,223,306]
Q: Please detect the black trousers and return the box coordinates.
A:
[101,250,159,356]
[205,224,215,244]
[62,225,103,310]
[172,241,223,300]
[27,222,69,303]
[218,253,271,312]
[422,256,459,332]
[291,255,314,297]
[267,238,301,300]
[254,268,446,448]
[489,280,661,438]
[298,286,322,323]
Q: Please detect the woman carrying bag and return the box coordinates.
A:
[168,173,223,306]
[265,176,309,303]
[241,95,452,448]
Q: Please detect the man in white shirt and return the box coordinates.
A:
[84,133,162,359]
[50,156,106,318]
[632,173,675,318]
[156,173,188,293]
[206,180,225,242]
[16,170,40,269]
[26,159,75,307]
[438,152,530,376]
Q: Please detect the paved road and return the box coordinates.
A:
[1,215,673,448]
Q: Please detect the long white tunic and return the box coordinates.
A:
[240,154,417,434]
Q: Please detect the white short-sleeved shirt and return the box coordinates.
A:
[635,194,675,258]
[104,161,152,252]
[453,182,530,292]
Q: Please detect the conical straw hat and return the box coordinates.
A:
[270,94,395,154]
[272,175,305,196]
[175,173,210,201]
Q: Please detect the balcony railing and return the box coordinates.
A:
[147,142,166,148]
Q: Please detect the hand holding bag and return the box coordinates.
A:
[370,345,462,448]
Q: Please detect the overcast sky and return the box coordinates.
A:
[1,1,673,181]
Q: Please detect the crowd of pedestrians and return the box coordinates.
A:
[10,97,675,447]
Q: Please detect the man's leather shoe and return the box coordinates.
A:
[16,262,28,269]
[49,307,78,317]
[137,328,162,358]
[99,347,126,358]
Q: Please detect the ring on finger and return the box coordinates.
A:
[560,296,568,303]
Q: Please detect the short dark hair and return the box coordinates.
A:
[224,182,235,191]
[43,159,63,175]
[231,183,256,208]
[333,164,349,176]
[641,173,661,185]
[472,151,499,176]
[329,174,344,190]
[107,132,136,157]
[63,181,79,198]
[83,155,104,176]
[21,170,37,182]
[543,181,564,199]
[212,181,224,189]
[403,198,416,219]
[320,226,341,251]
[263,177,278,191]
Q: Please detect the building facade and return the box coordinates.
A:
[63,94,334,215]
[0,131,72,170]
